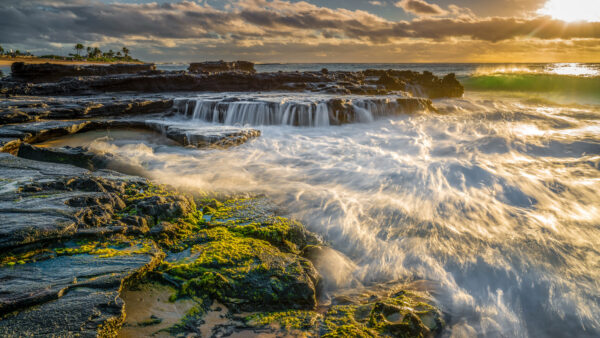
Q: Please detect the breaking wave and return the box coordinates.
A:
[463,63,600,105]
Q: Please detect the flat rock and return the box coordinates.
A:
[0,242,161,337]
[147,122,261,148]
[0,96,173,125]
[0,118,260,157]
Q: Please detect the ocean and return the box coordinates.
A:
[8,63,600,337]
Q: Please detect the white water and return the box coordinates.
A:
[87,92,600,337]
[174,93,431,126]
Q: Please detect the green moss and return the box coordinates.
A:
[159,225,317,311]
[244,290,444,338]
[0,248,54,267]
[0,238,155,267]
[53,239,153,258]
[123,182,178,202]
[199,197,314,253]
[246,310,322,333]
[163,301,211,335]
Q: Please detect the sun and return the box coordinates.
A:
[538,0,600,22]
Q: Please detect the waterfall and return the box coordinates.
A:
[175,96,434,127]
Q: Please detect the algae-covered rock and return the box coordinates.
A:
[155,197,322,314]
[245,282,445,337]
[161,225,319,312]
[200,196,321,253]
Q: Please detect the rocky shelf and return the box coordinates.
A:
[1,63,464,99]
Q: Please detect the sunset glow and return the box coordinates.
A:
[538,0,600,22]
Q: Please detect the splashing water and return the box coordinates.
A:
[173,93,432,127]
[83,91,600,337]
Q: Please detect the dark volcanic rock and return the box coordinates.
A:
[189,60,256,73]
[0,243,161,332]
[1,69,463,99]
[0,118,260,158]
[0,97,173,125]
[157,123,261,148]
[16,143,110,171]
[10,62,156,83]
[365,69,464,98]
[376,72,406,91]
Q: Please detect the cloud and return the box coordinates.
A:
[369,1,385,6]
[395,0,447,16]
[0,0,598,62]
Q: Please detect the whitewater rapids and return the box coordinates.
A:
[85,90,600,337]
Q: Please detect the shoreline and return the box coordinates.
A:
[0,56,144,67]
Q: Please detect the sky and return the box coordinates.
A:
[0,0,599,63]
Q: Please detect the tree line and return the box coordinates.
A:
[73,44,133,61]
[0,45,33,57]
[0,44,141,63]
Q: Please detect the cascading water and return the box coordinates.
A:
[174,94,434,126]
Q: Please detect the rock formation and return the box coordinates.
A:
[189,60,256,73]
[10,62,156,83]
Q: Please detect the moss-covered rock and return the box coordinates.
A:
[199,196,321,253]
[160,225,319,312]
[245,286,444,338]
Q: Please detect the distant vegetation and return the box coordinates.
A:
[0,44,142,63]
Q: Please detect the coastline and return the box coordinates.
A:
[0,63,453,337]
[0,56,144,67]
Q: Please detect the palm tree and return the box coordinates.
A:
[74,43,84,57]
[122,47,130,58]
[92,47,102,58]
[86,46,92,57]
[0,45,4,55]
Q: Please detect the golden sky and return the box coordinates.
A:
[1,0,599,62]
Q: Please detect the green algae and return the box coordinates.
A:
[244,290,444,338]
[199,197,318,253]
[246,310,322,333]
[159,225,318,311]
[123,182,177,202]
[54,239,154,258]
[0,238,155,267]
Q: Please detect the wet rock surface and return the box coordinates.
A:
[0,154,165,336]
[0,96,173,125]
[0,118,260,152]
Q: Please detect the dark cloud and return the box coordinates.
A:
[395,0,448,16]
[0,0,598,62]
